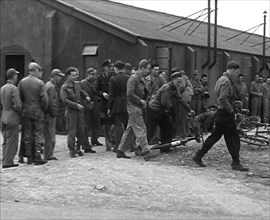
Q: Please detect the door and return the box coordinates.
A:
[5,55,25,83]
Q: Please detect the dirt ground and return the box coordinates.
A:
[0,133,269,220]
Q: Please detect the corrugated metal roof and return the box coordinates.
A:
[57,0,270,56]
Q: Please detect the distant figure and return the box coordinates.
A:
[250,74,263,116]
[200,74,209,112]
[234,74,249,109]
[190,70,203,115]
[261,76,270,123]
[0,68,22,168]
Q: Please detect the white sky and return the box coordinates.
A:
[113,0,270,37]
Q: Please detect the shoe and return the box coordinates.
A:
[34,158,47,165]
[47,157,58,161]
[231,163,249,172]
[18,157,25,163]
[142,151,158,161]
[92,141,103,146]
[76,150,84,156]
[84,148,96,153]
[106,147,111,151]
[70,153,76,158]
[116,150,131,159]
[27,157,33,164]
[192,155,206,167]
[2,164,19,169]
[112,148,118,153]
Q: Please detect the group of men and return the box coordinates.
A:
[1,57,265,171]
[234,73,270,123]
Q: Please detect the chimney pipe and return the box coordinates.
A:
[202,0,211,71]
[209,0,218,70]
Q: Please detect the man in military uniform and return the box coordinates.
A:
[108,60,129,152]
[261,76,270,123]
[18,62,48,165]
[80,68,102,146]
[234,74,249,109]
[97,59,114,151]
[250,74,263,116]
[44,69,65,161]
[190,70,203,115]
[60,67,95,158]
[193,61,249,172]
[0,68,22,168]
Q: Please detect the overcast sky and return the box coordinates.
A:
[113,0,270,37]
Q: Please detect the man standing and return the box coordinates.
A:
[193,61,249,172]
[80,68,102,146]
[116,59,156,161]
[200,74,210,112]
[250,74,263,116]
[44,69,65,161]
[0,68,22,168]
[108,60,129,152]
[97,59,114,151]
[234,74,249,109]
[61,67,95,158]
[261,76,270,123]
[190,70,203,115]
[18,62,48,165]
[145,61,166,102]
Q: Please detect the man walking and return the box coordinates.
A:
[44,69,65,161]
[18,62,48,165]
[116,59,156,161]
[193,61,249,172]
[108,60,129,152]
[0,68,22,168]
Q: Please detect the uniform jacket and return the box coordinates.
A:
[108,71,129,114]
[190,79,203,96]
[18,74,48,119]
[149,82,191,113]
[250,81,262,97]
[45,79,59,117]
[234,81,249,101]
[97,72,111,111]
[214,72,234,113]
[261,82,270,101]
[145,74,166,100]
[60,80,89,112]
[0,81,22,124]
[127,72,147,108]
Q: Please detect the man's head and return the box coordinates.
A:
[114,60,125,74]
[254,74,260,82]
[29,62,42,78]
[171,72,185,90]
[193,69,199,79]
[266,76,270,85]
[226,60,240,76]
[85,67,97,82]
[201,74,207,84]
[124,63,133,75]
[238,73,244,82]
[138,59,151,77]
[259,75,263,83]
[171,67,180,74]
[51,69,64,84]
[150,61,159,76]
[102,59,113,74]
[65,67,79,82]
[6,68,19,84]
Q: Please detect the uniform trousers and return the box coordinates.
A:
[113,112,128,151]
[44,114,56,160]
[1,111,19,165]
[118,105,150,154]
[196,109,240,163]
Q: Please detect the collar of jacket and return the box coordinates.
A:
[223,72,233,84]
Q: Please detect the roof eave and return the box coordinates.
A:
[39,0,138,44]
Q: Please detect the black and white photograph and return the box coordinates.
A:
[0,0,269,219]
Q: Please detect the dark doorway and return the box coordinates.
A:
[5,55,25,83]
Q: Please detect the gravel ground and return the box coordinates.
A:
[0,134,269,220]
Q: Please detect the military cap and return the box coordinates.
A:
[51,69,64,77]
[6,68,19,80]
[226,61,240,70]
[102,59,112,67]
[138,59,150,69]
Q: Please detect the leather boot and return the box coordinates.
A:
[34,144,47,165]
